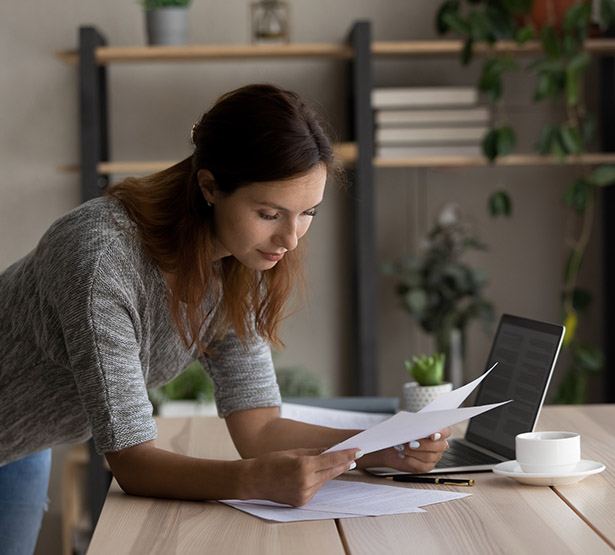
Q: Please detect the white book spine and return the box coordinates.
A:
[375,107,490,127]
[371,87,478,109]
[375,126,488,144]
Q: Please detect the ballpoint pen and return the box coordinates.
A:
[386,476,475,487]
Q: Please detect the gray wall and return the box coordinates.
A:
[0,2,605,554]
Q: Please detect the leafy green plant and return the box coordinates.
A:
[383,204,495,363]
[435,0,615,403]
[405,353,446,386]
[276,366,323,398]
[141,0,192,9]
[148,360,213,414]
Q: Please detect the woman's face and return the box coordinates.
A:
[200,164,327,270]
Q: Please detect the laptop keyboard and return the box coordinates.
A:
[436,440,502,468]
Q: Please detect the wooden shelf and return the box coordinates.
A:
[55,43,354,65]
[57,142,358,174]
[372,38,615,57]
[374,152,615,168]
[55,38,615,65]
[58,150,615,174]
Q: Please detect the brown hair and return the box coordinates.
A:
[105,84,337,353]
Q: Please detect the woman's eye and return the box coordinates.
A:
[259,213,279,221]
[303,209,318,217]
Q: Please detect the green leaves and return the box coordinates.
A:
[405,353,446,386]
[142,0,192,8]
[479,57,519,102]
[588,165,615,186]
[536,123,585,161]
[482,125,516,161]
[488,189,512,217]
[563,178,592,213]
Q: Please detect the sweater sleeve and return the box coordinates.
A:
[200,329,282,418]
[59,248,158,454]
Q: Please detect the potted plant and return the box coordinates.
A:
[148,360,215,416]
[403,353,453,412]
[383,203,495,387]
[141,0,192,46]
[434,0,615,402]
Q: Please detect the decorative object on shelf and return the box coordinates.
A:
[250,0,290,43]
[436,0,615,403]
[383,204,494,387]
[403,353,453,412]
[142,0,192,46]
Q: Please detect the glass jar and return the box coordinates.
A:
[250,1,290,43]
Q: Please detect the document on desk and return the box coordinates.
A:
[325,363,511,455]
[221,479,470,522]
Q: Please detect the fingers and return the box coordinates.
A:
[313,448,363,474]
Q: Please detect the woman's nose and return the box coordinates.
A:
[274,220,299,251]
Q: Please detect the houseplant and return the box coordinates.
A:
[148,360,215,416]
[403,352,453,411]
[435,0,615,403]
[383,203,495,387]
[141,0,192,46]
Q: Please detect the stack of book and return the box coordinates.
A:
[371,86,490,159]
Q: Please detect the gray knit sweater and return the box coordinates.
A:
[0,197,281,465]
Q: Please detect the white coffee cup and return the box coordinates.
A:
[515,431,581,474]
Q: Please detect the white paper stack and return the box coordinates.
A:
[371,86,490,159]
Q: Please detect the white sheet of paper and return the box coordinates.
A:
[326,401,511,455]
[280,403,391,429]
[221,479,470,522]
[419,362,498,413]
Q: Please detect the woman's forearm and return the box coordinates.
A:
[105,438,360,507]
[105,441,250,501]
[224,408,361,457]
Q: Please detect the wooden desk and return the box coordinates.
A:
[87,405,614,554]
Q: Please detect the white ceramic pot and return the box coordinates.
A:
[403,381,453,412]
[146,8,189,46]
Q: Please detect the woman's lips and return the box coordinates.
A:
[259,250,286,262]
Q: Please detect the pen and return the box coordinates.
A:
[386,476,475,487]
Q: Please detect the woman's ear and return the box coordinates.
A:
[197,169,217,205]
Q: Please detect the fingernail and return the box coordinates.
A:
[409,441,420,449]
[355,450,364,459]
[349,461,357,470]
[433,433,442,441]
[393,444,404,451]
[398,452,406,459]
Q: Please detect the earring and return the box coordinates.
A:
[206,201,213,208]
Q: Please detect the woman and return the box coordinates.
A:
[0,84,449,553]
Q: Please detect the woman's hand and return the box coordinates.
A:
[240,447,361,507]
[358,428,451,474]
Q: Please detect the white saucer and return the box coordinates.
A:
[492,459,605,486]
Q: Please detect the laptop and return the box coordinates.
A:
[374,314,565,475]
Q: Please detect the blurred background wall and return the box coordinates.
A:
[0,1,606,553]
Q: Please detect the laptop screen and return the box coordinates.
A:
[465,314,565,461]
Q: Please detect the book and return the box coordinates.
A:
[375,126,488,144]
[375,144,483,159]
[375,107,490,127]
[372,87,478,109]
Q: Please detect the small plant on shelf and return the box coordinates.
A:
[141,0,192,8]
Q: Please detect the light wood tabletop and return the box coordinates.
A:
[86,405,614,554]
